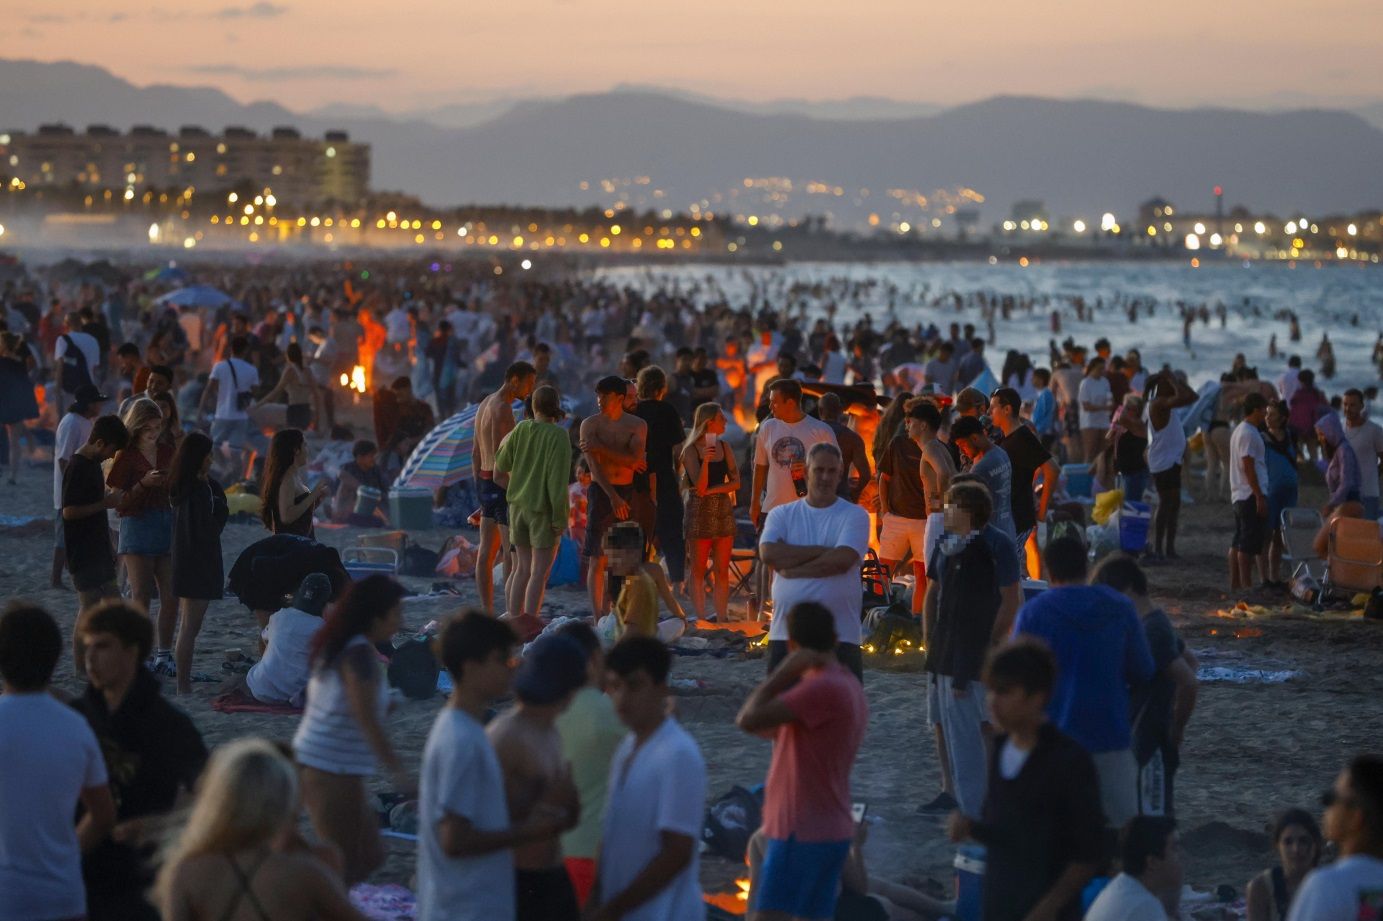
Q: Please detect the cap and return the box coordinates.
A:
[512,634,588,705]
[954,387,987,412]
[595,375,627,396]
[951,416,985,439]
[71,384,108,411]
[291,572,333,617]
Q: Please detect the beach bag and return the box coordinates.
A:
[547,535,581,587]
[435,535,478,579]
[701,785,764,862]
[387,638,440,700]
[400,544,440,577]
[862,603,921,653]
[227,359,253,412]
[58,335,93,394]
[1047,508,1087,551]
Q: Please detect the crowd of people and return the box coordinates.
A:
[1,255,1382,921]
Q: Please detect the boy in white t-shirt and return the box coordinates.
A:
[416,613,577,921]
[0,604,116,921]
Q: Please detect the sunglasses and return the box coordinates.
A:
[1321,789,1354,808]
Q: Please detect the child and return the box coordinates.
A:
[948,638,1107,921]
[568,458,591,552]
[62,415,130,675]
[603,522,688,639]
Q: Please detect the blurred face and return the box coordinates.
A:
[198,454,212,479]
[472,647,516,699]
[1323,769,1362,846]
[598,390,623,416]
[623,384,638,412]
[357,450,377,470]
[1343,393,1365,424]
[767,388,796,418]
[605,667,666,731]
[83,631,139,694]
[1277,823,1319,876]
[534,351,550,371]
[943,501,974,536]
[1267,403,1288,430]
[605,544,640,576]
[806,450,842,497]
[706,410,727,435]
[369,602,404,643]
[1148,831,1184,894]
[985,684,1047,734]
[956,435,981,461]
[147,373,172,397]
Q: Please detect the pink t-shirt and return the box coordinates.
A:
[760,661,868,842]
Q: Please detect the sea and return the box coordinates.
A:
[594,260,1383,392]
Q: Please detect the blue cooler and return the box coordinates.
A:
[1118,501,1152,553]
[1063,463,1093,499]
[954,844,986,921]
[389,486,435,531]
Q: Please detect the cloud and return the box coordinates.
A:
[187,64,395,81]
[213,2,288,18]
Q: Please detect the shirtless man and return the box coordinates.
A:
[473,361,537,614]
[580,375,652,618]
[487,634,586,921]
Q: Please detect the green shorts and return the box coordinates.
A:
[509,505,560,550]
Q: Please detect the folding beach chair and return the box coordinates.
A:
[1280,508,1324,581]
[1323,517,1383,600]
[727,548,758,599]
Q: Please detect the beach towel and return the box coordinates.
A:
[211,685,303,715]
[349,883,417,921]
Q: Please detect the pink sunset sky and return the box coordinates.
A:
[8,0,1383,113]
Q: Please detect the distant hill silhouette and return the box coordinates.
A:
[3,58,1381,220]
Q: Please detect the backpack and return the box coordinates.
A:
[387,638,440,700]
[701,785,764,862]
[59,335,93,394]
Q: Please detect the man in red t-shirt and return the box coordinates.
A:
[736,601,869,921]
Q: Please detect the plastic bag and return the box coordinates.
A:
[1091,489,1125,526]
[595,613,622,648]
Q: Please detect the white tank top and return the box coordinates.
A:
[1146,403,1187,475]
[292,634,389,775]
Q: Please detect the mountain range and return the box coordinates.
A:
[2,58,1382,223]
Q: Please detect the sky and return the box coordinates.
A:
[8,0,1383,114]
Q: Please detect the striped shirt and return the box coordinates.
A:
[292,635,389,776]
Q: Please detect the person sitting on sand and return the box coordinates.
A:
[154,738,370,921]
[604,522,688,638]
[245,573,331,707]
[1285,754,1383,920]
[331,439,390,527]
[1246,808,1323,921]
[1084,816,1183,921]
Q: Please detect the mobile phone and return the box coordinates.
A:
[851,802,868,824]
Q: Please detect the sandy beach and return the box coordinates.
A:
[3,455,1380,910]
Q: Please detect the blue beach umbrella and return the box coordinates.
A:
[155,285,234,309]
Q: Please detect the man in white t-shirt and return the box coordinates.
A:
[1085,816,1183,921]
[385,303,412,345]
[760,442,871,680]
[417,613,576,921]
[51,384,104,590]
[1228,394,1269,593]
[1077,359,1114,464]
[590,637,706,921]
[1342,389,1383,520]
[54,315,101,403]
[1286,755,1383,921]
[0,604,116,921]
[198,335,265,456]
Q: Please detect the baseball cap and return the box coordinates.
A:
[291,573,333,617]
[954,387,988,413]
[950,416,985,439]
[512,634,588,705]
[71,384,108,412]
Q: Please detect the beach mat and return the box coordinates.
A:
[211,685,302,715]
[350,883,416,921]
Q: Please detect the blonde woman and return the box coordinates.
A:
[680,403,740,621]
[108,397,176,673]
[156,738,368,921]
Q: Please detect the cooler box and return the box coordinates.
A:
[1118,501,1152,553]
[354,485,383,518]
[389,486,435,531]
[954,844,986,921]
[1021,578,1048,603]
[1063,463,1094,499]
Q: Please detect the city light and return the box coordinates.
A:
[1194,222,1206,235]
[1285,221,1297,234]
[228,192,238,204]
[521,259,532,270]
[148,223,160,243]
[1210,233,1223,246]
[1184,233,1200,250]
[1348,223,1358,236]
[1255,221,1267,234]
[1100,212,1117,232]
[898,221,911,233]
[1072,219,1086,233]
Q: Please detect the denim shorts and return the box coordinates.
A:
[118,507,173,556]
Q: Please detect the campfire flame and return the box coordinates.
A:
[339,365,368,394]
[704,878,751,915]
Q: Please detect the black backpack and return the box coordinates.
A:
[59,335,93,394]
[701,785,764,862]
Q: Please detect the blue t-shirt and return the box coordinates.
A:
[1012,585,1156,754]
[970,448,1017,541]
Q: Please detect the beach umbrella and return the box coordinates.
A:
[155,285,233,309]
[393,405,478,491]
